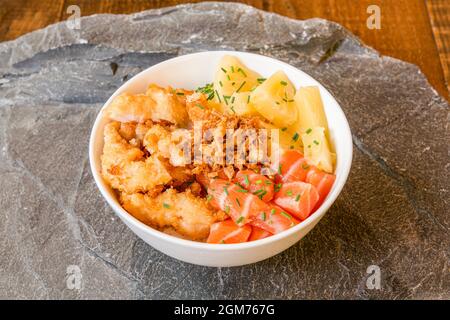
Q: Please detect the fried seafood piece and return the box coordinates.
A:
[143,124,193,166]
[120,189,226,241]
[145,84,189,126]
[101,122,173,194]
[105,85,189,125]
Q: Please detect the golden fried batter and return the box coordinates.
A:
[105,85,189,125]
[101,122,173,194]
[120,189,225,241]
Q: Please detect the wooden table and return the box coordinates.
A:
[1,0,448,100]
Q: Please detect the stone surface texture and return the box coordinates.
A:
[0,2,448,299]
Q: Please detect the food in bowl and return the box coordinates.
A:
[100,55,336,244]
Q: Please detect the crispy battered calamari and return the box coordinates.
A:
[105,85,189,125]
[120,189,225,241]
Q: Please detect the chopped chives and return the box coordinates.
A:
[306,128,312,134]
[225,206,230,213]
[215,90,222,103]
[231,96,235,104]
[255,180,262,184]
[227,74,231,81]
[261,212,266,221]
[275,183,282,192]
[286,190,293,196]
[221,67,227,73]
[176,92,184,96]
[219,81,223,87]
[207,92,215,100]
[295,194,300,202]
[281,127,287,132]
[236,216,244,224]
[281,212,292,220]
[244,175,250,186]
[195,103,205,109]
[224,187,229,195]
[247,95,250,104]
[292,132,299,142]
[271,208,276,215]
[278,164,282,175]
[280,81,287,86]
[163,203,170,209]
[236,81,246,93]
[257,190,267,200]
[236,188,248,193]
[231,66,235,73]
[313,140,320,145]
[257,78,266,84]
[206,195,213,202]
[264,180,272,185]
[236,198,241,206]
[237,67,247,77]
[230,106,236,114]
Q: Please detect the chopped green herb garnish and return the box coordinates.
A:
[247,95,250,104]
[206,195,213,202]
[255,179,262,184]
[295,194,301,202]
[244,175,250,186]
[176,92,184,96]
[224,187,229,195]
[236,216,244,224]
[221,67,227,73]
[302,163,310,170]
[257,78,266,84]
[227,74,231,81]
[236,81,246,93]
[236,188,248,193]
[281,127,287,132]
[306,128,312,134]
[275,101,280,105]
[313,140,320,145]
[271,208,276,215]
[231,66,235,73]
[223,95,231,105]
[236,198,241,206]
[286,190,293,196]
[225,206,230,214]
[207,91,215,100]
[215,90,222,103]
[280,81,288,86]
[219,81,223,87]
[237,67,247,77]
[231,96,235,104]
[308,144,312,148]
[281,212,292,220]
[292,132,299,142]
[253,189,265,195]
[231,82,235,86]
[230,106,236,114]
[257,190,267,200]
[195,103,205,109]
[261,212,266,221]
[278,164,282,175]
[264,180,272,185]
[275,183,282,192]
[163,203,170,209]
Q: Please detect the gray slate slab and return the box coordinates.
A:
[0,2,448,299]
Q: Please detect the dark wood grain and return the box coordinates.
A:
[0,0,448,99]
[426,0,450,94]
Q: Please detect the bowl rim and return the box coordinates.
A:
[89,50,353,251]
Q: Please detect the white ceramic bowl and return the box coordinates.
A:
[89,51,352,267]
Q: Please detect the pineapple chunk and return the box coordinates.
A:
[213,55,261,114]
[258,120,303,152]
[249,71,298,127]
[228,92,257,116]
[301,127,335,173]
[292,86,330,141]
